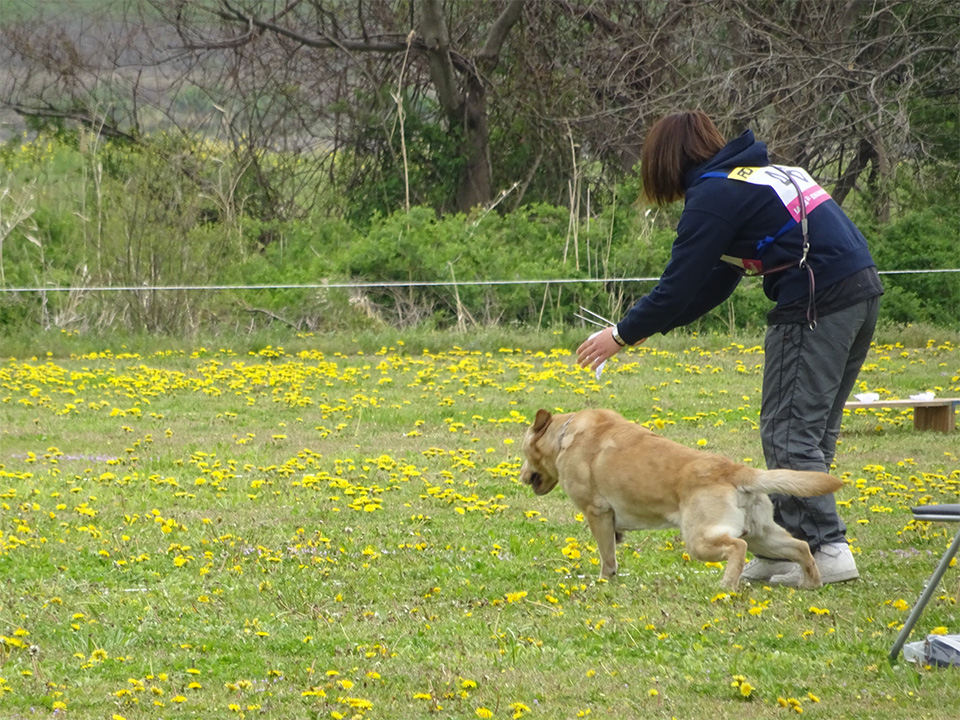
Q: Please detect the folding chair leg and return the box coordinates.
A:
[890,526,960,663]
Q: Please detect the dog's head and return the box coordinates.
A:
[519,408,561,496]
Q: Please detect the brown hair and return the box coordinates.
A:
[640,111,727,205]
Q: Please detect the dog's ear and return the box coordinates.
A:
[532,409,552,435]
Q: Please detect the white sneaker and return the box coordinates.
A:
[769,542,859,587]
[741,557,798,583]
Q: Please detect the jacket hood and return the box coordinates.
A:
[683,130,770,190]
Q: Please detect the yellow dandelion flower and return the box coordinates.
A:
[510,702,531,718]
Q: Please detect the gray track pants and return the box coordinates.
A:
[760,296,880,553]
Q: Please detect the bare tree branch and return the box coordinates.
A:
[1,0,955,221]
[419,0,463,119]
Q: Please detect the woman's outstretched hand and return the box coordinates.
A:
[576,328,645,373]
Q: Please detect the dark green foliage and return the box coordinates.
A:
[333,204,596,327]
[869,209,959,329]
[228,217,371,332]
[2,132,958,338]
[338,90,466,223]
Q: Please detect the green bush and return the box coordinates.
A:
[229,216,373,333]
[337,90,466,222]
[870,208,959,329]
[2,131,957,338]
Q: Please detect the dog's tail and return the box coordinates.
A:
[744,468,843,497]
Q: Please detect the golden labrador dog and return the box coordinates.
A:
[519,408,843,589]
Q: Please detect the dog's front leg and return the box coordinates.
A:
[583,505,618,579]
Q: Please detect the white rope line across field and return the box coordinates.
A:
[0,268,958,293]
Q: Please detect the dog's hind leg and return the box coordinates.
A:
[583,505,618,580]
[745,528,821,589]
[682,497,749,589]
[686,531,749,590]
[744,498,822,589]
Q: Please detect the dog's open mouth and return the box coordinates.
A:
[529,472,550,495]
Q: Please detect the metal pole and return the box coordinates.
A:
[890,526,960,663]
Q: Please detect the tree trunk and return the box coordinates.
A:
[456,74,492,212]
[833,138,876,208]
[420,0,523,212]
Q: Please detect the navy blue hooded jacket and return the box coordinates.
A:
[616,130,877,344]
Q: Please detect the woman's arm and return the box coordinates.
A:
[616,209,739,343]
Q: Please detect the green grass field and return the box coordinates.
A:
[1,328,958,719]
